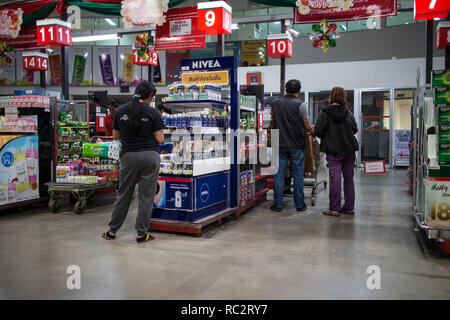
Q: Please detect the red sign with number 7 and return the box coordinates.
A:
[414,0,450,20]
[36,19,72,47]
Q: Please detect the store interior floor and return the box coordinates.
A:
[0,169,449,300]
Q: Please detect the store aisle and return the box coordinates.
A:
[0,169,449,300]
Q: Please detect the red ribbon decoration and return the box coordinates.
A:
[56,0,69,15]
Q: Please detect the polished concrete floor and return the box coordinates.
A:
[0,169,449,300]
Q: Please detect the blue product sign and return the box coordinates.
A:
[195,172,228,210]
[1,152,14,167]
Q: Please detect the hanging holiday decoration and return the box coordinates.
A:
[0,40,14,65]
[296,0,354,15]
[308,18,340,52]
[0,8,23,38]
[133,33,158,66]
[134,33,154,60]
[121,0,169,29]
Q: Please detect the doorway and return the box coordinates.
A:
[359,89,393,166]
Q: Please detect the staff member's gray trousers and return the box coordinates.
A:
[108,150,160,236]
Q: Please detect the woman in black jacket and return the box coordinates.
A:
[315,87,359,217]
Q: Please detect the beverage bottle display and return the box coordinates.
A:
[26,140,38,190]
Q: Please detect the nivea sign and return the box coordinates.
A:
[181,56,236,71]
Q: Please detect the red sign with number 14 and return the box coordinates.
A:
[22,52,49,71]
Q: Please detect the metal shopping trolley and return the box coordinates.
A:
[304,137,327,206]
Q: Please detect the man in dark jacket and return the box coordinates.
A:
[314,87,359,216]
[270,79,314,212]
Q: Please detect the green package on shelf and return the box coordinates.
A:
[435,86,450,104]
[82,143,109,158]
[82,142,121,160]
[432,70,450,87]
[438,106,450,124]
[439,125,450,143]
[439,147,450,164]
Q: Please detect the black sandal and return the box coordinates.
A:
[102,230,116,240]
[323,210,341,217]
[136,234,155,243]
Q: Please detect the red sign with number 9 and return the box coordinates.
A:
[198,1,232,35]
[36,19,72,47]
[267,34,294,58]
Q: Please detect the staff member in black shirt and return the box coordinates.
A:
[102,81,164,243]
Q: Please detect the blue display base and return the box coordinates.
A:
[151,201,228,222]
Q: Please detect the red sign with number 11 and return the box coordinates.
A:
[36,19,72,47]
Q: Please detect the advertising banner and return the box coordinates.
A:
[1,27,39,50]
[69,46,92,86]
[241,40,267,67]
[394,130,410,160]
[0,54,16,85]
[424,179,450,228]
[166,50,190,84]
[15,51,39,85]
[224,41,241,67]
[118,46,143,86]
[294,0,398,24]
[156,6,206,51]
[93,46,116,86]
[195,173,228,210]
[0,135,39,206]
[181,70,229,86]
[154,178,193,211]
[47,51,62,86]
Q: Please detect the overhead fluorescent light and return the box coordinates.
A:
[340,25,347,31]
[231,23,239,30]
[433,18,440,21]
[72,33,121,42]
[104,18,116,26]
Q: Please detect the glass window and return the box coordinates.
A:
[292,23,313,36]
[254,22,268,40]
[347,19,370,31]
[95,39,119,46]
[79,18,94,31]
[386,11,416,27]
[268,7,293,14]
[94,17,119,30]
[119,33,138,46]
[244,9,268,16]
[393,89,414,164]
[268,21,282,35]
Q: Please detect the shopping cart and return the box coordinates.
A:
[304,137,327,206]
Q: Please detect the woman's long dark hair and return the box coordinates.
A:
[129,81,156,134]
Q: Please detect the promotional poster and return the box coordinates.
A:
[0,135,39,205]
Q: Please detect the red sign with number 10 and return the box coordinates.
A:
[267,34,293,58]
[22,52,49,71]
[198,1,232,35]
[36,19,72,47]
